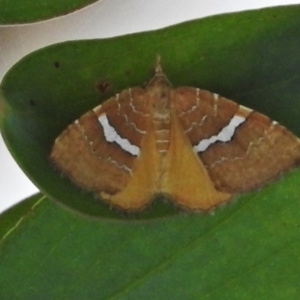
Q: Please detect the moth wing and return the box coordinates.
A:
[160,105,231,210]
[173,87,300,193]
[51,87,160,210]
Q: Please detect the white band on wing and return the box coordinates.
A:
[194,115,246,153]
[98,114,140,156]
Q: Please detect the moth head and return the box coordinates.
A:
[146,84,171,117]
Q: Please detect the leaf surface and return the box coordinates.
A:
[0,179,300,299]
[1,6,300,220]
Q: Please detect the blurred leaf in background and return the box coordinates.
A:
[0,0,98,24]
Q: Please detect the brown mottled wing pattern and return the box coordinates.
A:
[50,87,150,198]
[51,61,300,212]
[173,87,300,193]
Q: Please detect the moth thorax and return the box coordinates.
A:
[147,83,171,110]
[151,93,171,121]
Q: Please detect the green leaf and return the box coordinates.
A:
[0,176,300,299]
[0,193,44,241]
[0,0,98,24]
[1,5,300,220]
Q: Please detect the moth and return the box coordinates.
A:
[50,61,300,211]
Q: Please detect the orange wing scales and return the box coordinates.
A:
[160,106,231,210]
[50,62,300,211]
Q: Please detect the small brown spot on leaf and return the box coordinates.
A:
[96,80,111,93]
[29,99,35,106]
[54,61,60,68]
